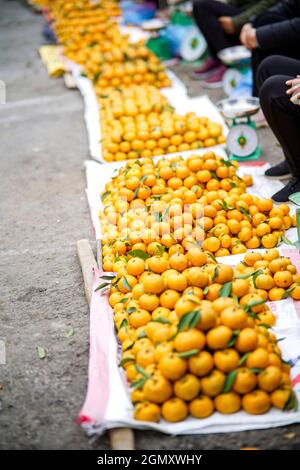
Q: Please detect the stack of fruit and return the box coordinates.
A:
[46,0,226,161]
[105,254,297,423]
[100,152,296,270]
[100,89,225,161]
[50,0,171,91]
[236,250,300,302]
[96,151,299,422]
[42,1,299,423]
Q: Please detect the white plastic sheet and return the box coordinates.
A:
[81,156,300,436]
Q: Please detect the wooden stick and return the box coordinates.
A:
[77,239,135,450]
[77,239,98,305]
[109,428,135,451]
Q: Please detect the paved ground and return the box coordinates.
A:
[0,0,299,450]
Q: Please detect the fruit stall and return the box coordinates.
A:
[32,0,300,445]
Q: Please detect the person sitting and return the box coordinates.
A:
[240,0,300,95]
[257,55,300,202]
[192,0,278,88]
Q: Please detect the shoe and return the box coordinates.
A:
[190,57,221,80]
[264,160,292,180]
[201,65,227,89]
[271,177,300,202]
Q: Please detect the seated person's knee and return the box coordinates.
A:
[193,0,211,15]
[259,75,285,103]
[257,56,282,89]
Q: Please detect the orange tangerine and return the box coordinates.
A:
[142,272,165,294]
[235,328,258,353]
[188,350,214,377]
[174,374,201,401]
[242,390,271,414]
[174,329,206,353]
[143,375,173,403]
[134,402,160,422]
[126,257,145,276]
[206,325,233,350]
[159,353,187,380]
[273,270,293,288]
[246,347,270,369]
[161,398,188,422]
[215,392,241,414]
[189,395,214,418]
[159,290,180,309]
[201,370,226,397]
[214,348,240,373]
[169,253,189,272]
[233,368,257,394]
[257,365,282,392]
[220,306,248,330]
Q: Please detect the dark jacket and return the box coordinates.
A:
[228,0,279,31]
[255,0,300,49]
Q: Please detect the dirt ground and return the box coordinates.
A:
[0,0,299,450]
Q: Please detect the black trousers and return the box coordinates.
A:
[252,2,300,96]
[258,55,300,176]
[193,0,240,58]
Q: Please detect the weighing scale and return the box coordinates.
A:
[217,97,261,161]
[218,46,251,97]
[142,18,167,32]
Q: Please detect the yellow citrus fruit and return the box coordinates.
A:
[201,370,226,397]
[134,402,161,422]
[206,325,233,350]
[220,306,248,329]
[189,395,214,418]
[214,348,240,373]
[214,392,241,414]
[143,375,173,403]
[242,390,271,414]
[174,374,201,401]
[257,365,282,392]
[161,397,188,422]
[158,352,187,380]
[174,329,206,353]
[188,350,214,377]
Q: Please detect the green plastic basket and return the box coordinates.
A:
[171,10,193,26]
[146,37,173,61]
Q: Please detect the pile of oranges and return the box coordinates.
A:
[236,250,300,301]
[44,1,298,423]
[100,152,296,270]
[100,88,225,162]
[47,0,226,162]
[106,253,297,422]
[53,2,171,90]
[96,151,299,422]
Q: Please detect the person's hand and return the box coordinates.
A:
[240,26,257,50]
[219,16,235,34]
[286,76,300,104]
[239,23,252,44]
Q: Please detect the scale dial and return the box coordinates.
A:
[227,124,258,158]
[223,69,243,97]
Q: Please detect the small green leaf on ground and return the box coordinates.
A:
[37,346,46,359]
[65,328,74,338]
